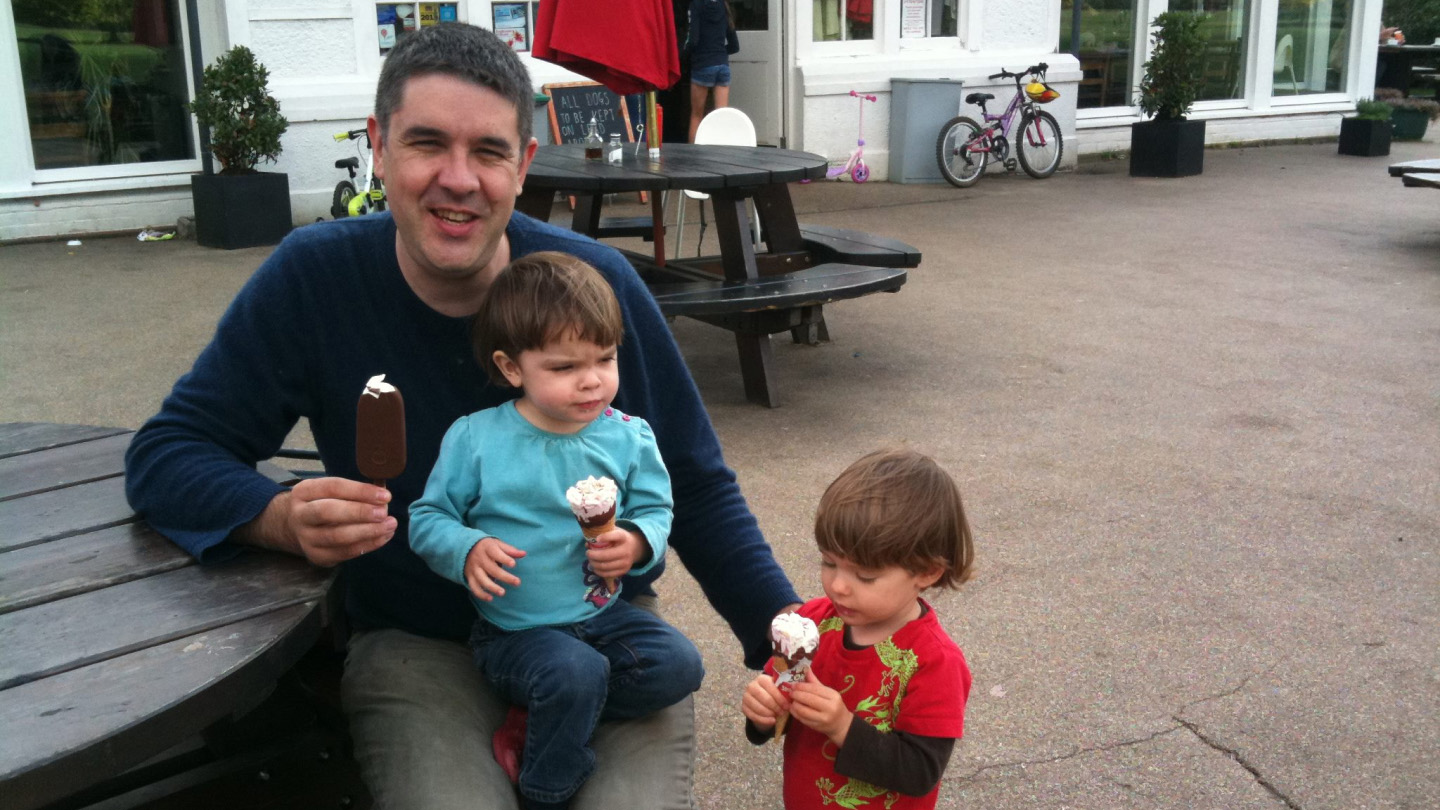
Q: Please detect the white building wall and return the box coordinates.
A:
[0,0,1390,240]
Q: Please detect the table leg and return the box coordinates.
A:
[651,194,666,268]
[751,184,803,253]
[712,191,780,406]
[516,188,554,221]
[572,194,604,235]
[736,331,779,408]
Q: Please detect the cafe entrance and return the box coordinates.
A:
[728,0,785,145]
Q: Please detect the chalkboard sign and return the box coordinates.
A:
[542,81,636,146]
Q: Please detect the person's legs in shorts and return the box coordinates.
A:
[688,63,733,142]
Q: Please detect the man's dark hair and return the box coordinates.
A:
[375,23,534,146]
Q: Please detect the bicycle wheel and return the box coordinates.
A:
[331,181,356,219]
[1017,110,1063,179]
[936,116,987,188]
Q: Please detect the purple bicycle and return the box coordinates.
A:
[936,62,1063,188]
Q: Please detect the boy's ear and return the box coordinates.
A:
[914,563,946,591]
[493,351,523,388]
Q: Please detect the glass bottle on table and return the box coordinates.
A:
[606,133,623,164]
[584,115,603,160]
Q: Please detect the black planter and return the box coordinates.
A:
[1129,118,1206,178]
[1337,117,1392,157]
[192,172,293,250]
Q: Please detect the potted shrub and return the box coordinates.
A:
[1131,11,1208,177]
[1338,98,1393,157]
[187,45,292,249]
[1376,88,1440,141]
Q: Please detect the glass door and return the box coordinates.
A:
[1061,0,1140,110]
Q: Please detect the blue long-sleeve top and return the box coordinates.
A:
[410,401,672,630]
[687,0,739,70]
[123,211,798,669]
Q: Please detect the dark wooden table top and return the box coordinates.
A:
[1388,158,1440,176]
[522,142,829,194]
[0,423,334,810]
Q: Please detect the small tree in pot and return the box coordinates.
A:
[187,45,293,249]
[1131,11,1208,177]
[1338,98,1393,157]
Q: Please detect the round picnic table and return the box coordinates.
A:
[0,423,336,810]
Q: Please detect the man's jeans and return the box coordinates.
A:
[341,596,701,810]
[470,599,705,804]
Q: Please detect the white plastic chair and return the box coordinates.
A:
[675,107,762,256]
[1274,34,1299,95]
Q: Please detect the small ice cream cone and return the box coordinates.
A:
[568,477,619,594]
[768,614,819,741]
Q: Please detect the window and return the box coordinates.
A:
[814,0,874,42]
[14,0,194,171]
[1273,0,1351,96]
[900,0,957,39]
[376,3,460,54]
[1178,0,1252,103]
[1061,0,1138,109]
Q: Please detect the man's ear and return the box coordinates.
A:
[493,351,523,388]
[367,115,385,181]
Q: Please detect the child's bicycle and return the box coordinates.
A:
[331,128,386,218]
[827,90,878,182]
[935,63,1063,188]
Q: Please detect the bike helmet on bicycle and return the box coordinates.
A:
[1025,81,1060,103]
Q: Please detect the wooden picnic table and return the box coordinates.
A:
[0,422,335,810]
[518,143,913,407]
[1386,158,1440,189]
[1378,44,1440,97]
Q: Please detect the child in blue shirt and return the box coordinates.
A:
[410,251,704,810]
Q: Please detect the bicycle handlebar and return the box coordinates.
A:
[987,62,1050,81]
[333,127,368,142]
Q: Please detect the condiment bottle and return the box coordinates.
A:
[606,133,623,164]
[584,115,603,160]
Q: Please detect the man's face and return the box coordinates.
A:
[370,74,537,286]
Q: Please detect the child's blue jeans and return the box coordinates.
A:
[469,599,705,805]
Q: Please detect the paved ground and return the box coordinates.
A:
[3,139,1437,809]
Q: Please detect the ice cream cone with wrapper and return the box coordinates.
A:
[567,475,619,593]
[769,612,819,738]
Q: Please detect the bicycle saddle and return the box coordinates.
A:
[335,157,360,170]
[966,92,994,105]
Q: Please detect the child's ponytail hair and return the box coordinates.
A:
[815,449,974,588]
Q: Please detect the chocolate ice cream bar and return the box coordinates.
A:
[356,374,405,486]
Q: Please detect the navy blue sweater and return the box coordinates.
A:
[687,0,739,70]
[124,212,797,669]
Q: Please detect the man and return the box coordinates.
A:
[125,23,798,810]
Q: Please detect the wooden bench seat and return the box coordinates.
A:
[797,224,921,269]
[624,249,906,406]
[647,263,907,318]
[1401,171,1440,189]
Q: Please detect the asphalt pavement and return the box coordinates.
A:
[2,138,1437,809]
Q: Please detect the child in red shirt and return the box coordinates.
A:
[741,449,975,809]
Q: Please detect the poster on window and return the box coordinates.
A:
[901,0,926,38]
[493,3,529,51]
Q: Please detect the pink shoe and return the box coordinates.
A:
[492,706,527,784]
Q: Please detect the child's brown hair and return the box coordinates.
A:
[815,449,974,588]
[472,251,624,386]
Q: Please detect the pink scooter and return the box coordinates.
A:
[827,90,878,182]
